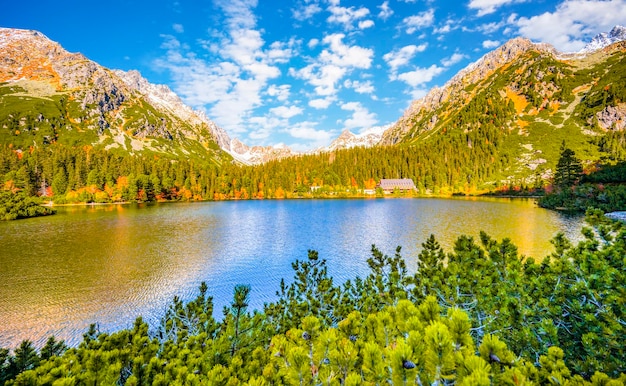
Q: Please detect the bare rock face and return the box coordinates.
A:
[132,117,173,140]
[0,28,130,114]
[229,138,250,155]
[0,27,235,162]
[580,25,626,53]
[227,139,297,165]
[318,125,389,152]
[595,104,626,131]
[113,69,233,149]
[0,29,66,84]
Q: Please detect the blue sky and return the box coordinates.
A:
[2,0,625,150]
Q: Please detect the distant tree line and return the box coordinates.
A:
[0,122,528,205]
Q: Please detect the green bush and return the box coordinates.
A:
[0,191,55,221]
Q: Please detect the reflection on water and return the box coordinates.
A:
[0,198,583,348]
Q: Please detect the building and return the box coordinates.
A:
[376,178,417,194]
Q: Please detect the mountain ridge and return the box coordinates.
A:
[580,25,626,53]
[0,27,230,164]
[1,26,625,176]
[382,28,626,147]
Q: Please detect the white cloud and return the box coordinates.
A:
[308,38,319,49]
[408,88,429,100]
[434,24,452,34]
[441,52,467,67]
[512,0,626,52]
[246,104,303,142]
[286,121,335,148]
[248,116,282,139]
[267,85,291,101]
[394,64,445,87]
[270,105,303,119]
[434,18,461,34]
[291,64,346,96]
[383,44,428,73]
[327,0,371,30]
[267,39,299,63]
[402,9,435,34]
[320,34,374,68]
[291,33,374,98]
[476,21,505,33]
[292,1,323,21]
[340,101,378,130]
[344,79,375,94]
[155,38,240,107]
[358,20,375,29]
[482,39,501,49]
[220,29,264,66]
[309,97,335,109]
[378,1,393,20]
[214,0,258,29]
[172,23,184,33]
[468,0,527,17]
[155,0,295,134]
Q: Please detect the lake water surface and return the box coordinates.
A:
[0,197,584,348]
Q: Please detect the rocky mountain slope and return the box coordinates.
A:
[110,68,287,165]
[381,28,626,182]
[0,27,368,166]
[0,28,230,164]
[112,69,232,150]
[111,65,388,163]
[580,25,626,53]
[2,26,625,175]
[317,125,389,153]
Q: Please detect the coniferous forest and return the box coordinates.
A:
[0,210,624,385]
[0,133,511,205]
[2,131,623,206]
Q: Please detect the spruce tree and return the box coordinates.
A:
[554,143,582,188]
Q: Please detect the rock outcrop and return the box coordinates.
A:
[0,27,229,162]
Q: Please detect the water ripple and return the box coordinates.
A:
[0,198,583,348]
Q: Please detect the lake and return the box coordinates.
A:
[0,197,584,348]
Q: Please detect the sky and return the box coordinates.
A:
[2,0,625,150]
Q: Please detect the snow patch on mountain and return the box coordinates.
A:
[580,25,626,53]
[226,139,297,165]
[318,125,390,152]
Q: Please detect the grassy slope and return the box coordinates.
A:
[0,81,231,166]
[396,45,626,186]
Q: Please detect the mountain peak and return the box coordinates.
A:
[317,125,389,152]
[580,25,626,53]
[0,27,234,163]
[0,27,52,45]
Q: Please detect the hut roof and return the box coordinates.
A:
[377,178,416,190]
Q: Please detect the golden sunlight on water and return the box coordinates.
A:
[0,198,583,348]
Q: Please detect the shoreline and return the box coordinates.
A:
[39,194,540,207]
[41,201,132,207]
[605,211,626,222]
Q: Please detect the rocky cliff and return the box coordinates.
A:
[317,125,389,153]
[0,28,230,163]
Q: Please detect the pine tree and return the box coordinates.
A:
[554,143,582,188]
